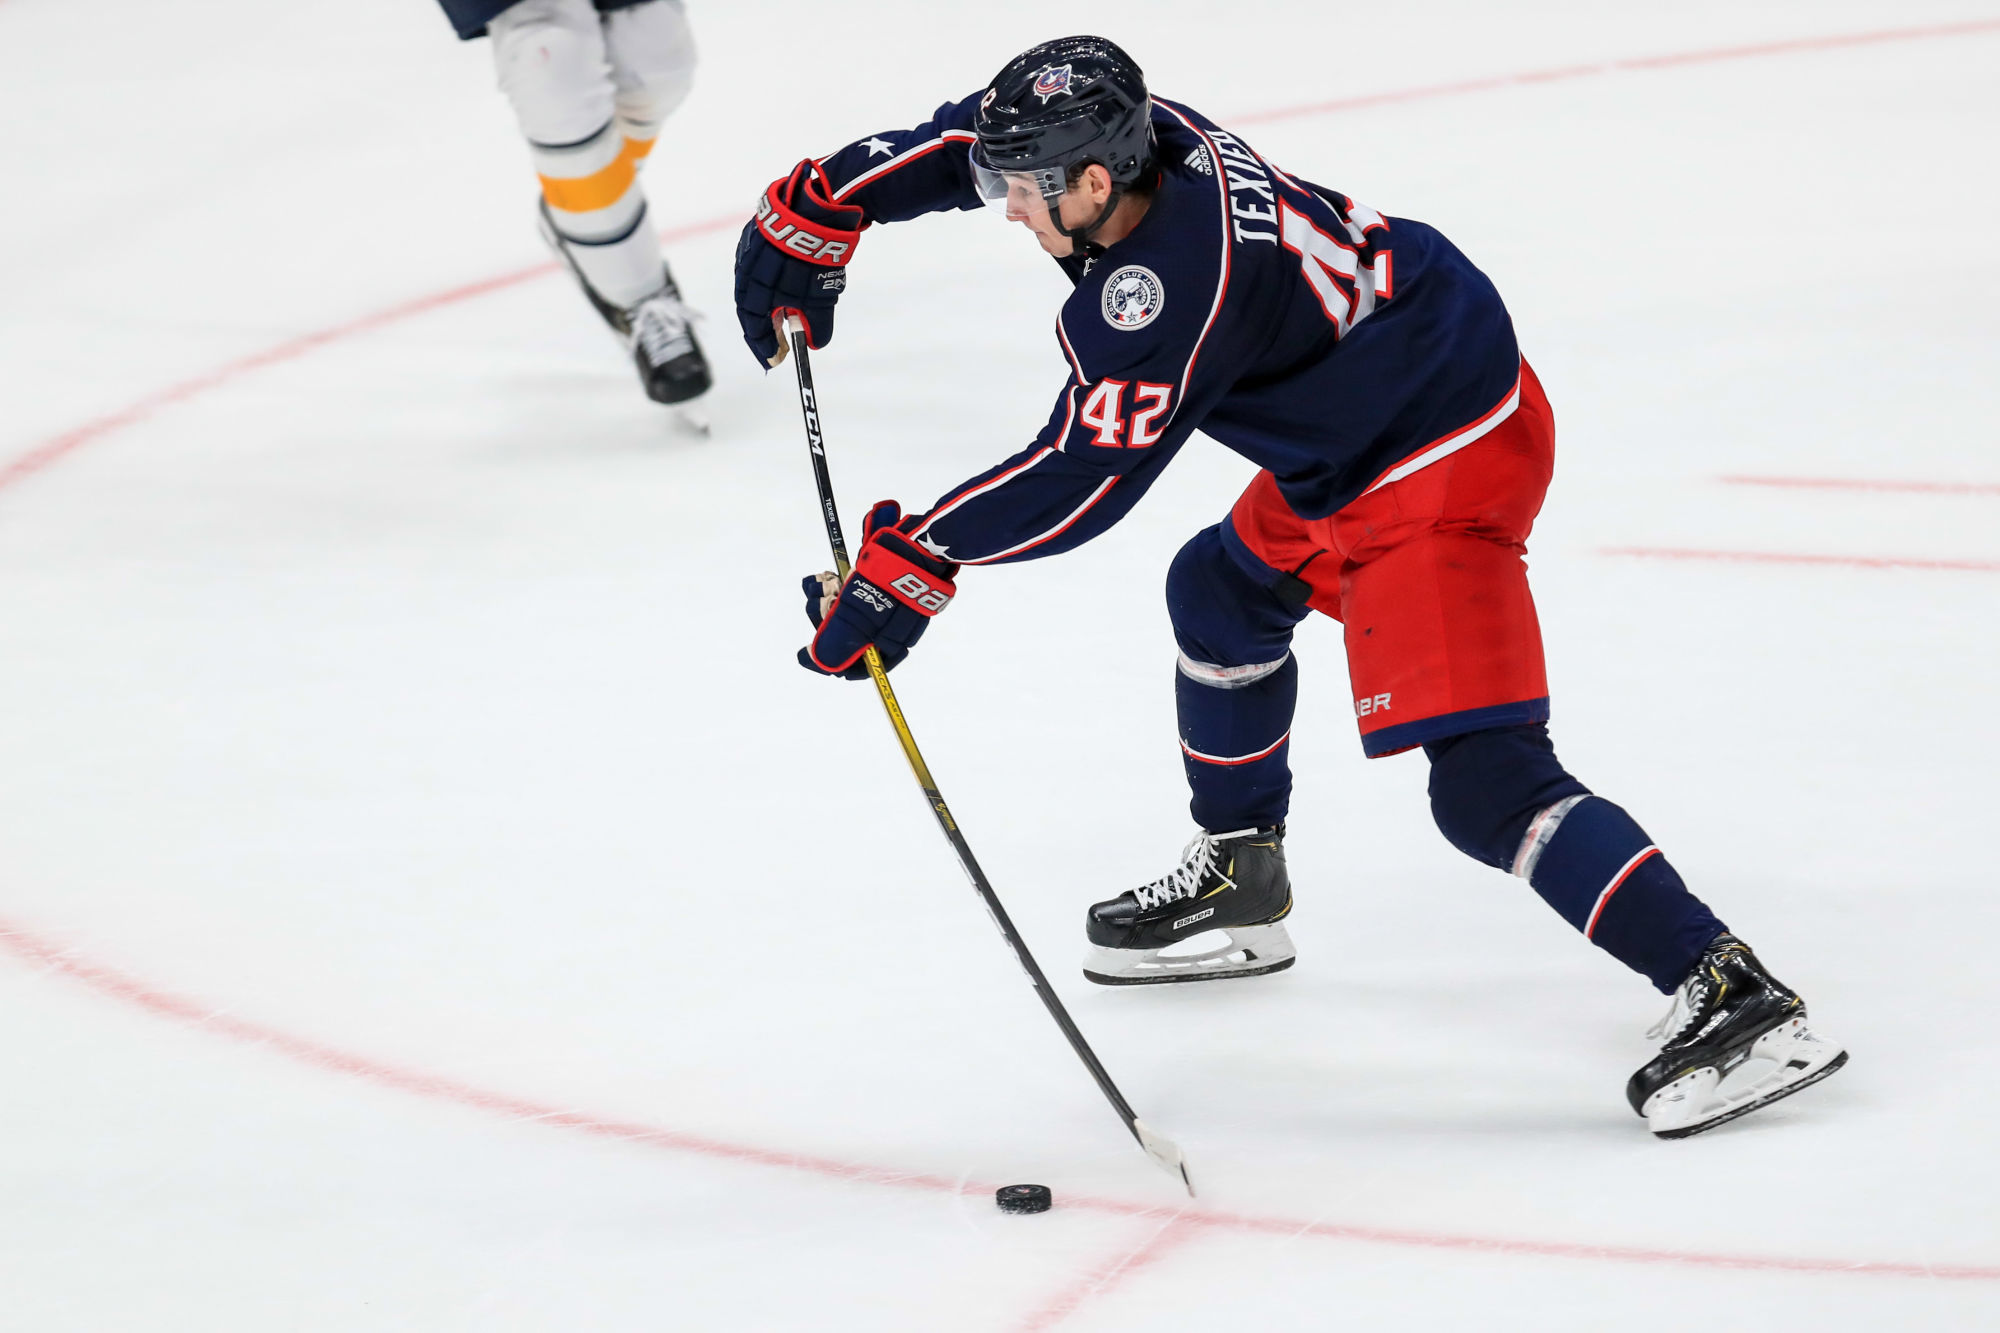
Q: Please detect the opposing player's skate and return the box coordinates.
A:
[1084,826,1296,985]
[1627,933,1846,1138]
[623,278,711,411]
[538,201,713,427]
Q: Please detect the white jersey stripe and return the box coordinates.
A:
[911,385,1079,548]
[1268,161,1309,194]
[1054,314,1088,385]
[827,130,978,202]
[1357,365,1524,498]
[913,445,1055,538]
[958,476,1120,565]
[1149,101,1234,432]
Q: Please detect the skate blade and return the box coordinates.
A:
[670,403,711,436]
[1083,922,1296,987]
[1644,1017,1848,1139]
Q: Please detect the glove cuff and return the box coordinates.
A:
[854,532,957,616]
[755,161,864,265]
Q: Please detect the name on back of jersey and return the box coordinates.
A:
[1208,129,1278,245]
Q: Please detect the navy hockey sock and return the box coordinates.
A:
[1177,652,1297,830]
[1520,797,1726,993]
[1165,523,1311,831]
[1426,725,1725,992]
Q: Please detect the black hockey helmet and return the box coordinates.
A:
[971,36,1155,247]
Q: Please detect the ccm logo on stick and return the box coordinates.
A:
[757,196,852,262]
[1354,693,1392,717]
[890,572,951,613]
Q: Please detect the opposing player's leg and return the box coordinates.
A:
[598,0,709,409]
[1331,361,1843,1134]
[489,0,710,407]
[603,0,697,145]
[1081,525,1307,985]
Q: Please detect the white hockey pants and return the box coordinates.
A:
[488,0,697,307]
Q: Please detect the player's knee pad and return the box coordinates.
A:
[1424,724,1590,870]
[489,0,617,146]
[1166,524,1308,668]
[604,0,697,139]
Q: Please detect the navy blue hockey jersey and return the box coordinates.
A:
[812,94,1525,565]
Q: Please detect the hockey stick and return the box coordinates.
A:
[778,314,1194,1197]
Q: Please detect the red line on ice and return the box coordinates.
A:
[9,17,2000,1301]
[1013,1216,1200,1331]
[1722,475,2000,497]
[0,261,534,494]
[1603,546,2000,573]
[7,18,2000,496]
[0,916,973,1193]
[2,914,1995,1283]
[0,218,734,496]
[1228,17,2000,125]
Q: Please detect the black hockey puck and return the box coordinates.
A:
[995,1183,1053,1214]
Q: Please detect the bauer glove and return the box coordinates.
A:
[800,501,958,680]
[735,158,865,368]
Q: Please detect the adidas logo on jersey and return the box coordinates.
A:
[1185,144,1214,176]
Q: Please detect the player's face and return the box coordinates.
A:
[993,174,1101,257]
[1003,177,1076,256]
[972,152,1113,257]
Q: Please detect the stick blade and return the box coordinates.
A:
[1133,1118,1196,1197]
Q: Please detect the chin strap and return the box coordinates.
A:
[1056,185,1125,254]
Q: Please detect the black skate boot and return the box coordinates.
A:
[1627,933,1847,1138]
[1083,826,1296,985]
[537,199,713,413]
[622,275,712,406]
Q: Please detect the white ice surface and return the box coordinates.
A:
[2,1,1998,1328]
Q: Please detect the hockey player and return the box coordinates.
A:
[438,0,711,411]
[733,37,1846,1138]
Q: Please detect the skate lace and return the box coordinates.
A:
[1646,978,1705,1043]
[1132,829,1254,912]
[1647,941,1750,1044]
[630,292,698,366]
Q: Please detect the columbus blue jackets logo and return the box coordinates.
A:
[1102,265,1165,330]
[1032,64,1073,103]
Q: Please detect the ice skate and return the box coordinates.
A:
[1083,826,1296,985]
[1627,933,1847,1138]
[623,280,712,411]
[537,200,713,421]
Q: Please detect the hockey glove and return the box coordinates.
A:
[800,501,958,680]
[735,158,865,368]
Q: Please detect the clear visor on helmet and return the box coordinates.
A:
[970,146,1067,221]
